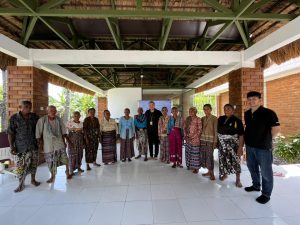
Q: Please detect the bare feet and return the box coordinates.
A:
[78,168,84,173]
[14,184,25,193]
[219,175,228,181]
[31,180,41,187]
[192,169,198,174]
[172,164,176,168]
[46,177,55,183]
[87,164,91,170]
[210,174,216,180]
[202,172,210,177]
[93,162,101,167]
[235,180,243,188]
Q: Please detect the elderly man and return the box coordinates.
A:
[8,100,41,192]
[36,105,72,183]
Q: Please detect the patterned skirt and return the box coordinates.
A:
[159,136,169,162]
[85,134,99,163]
[218,134,241,176]
[15,149,38,181]
[45,148,68,175]
[67,131,84,172]
[185,144,200,170]
[136,129,148,156]
[199,141,215,170]
[120,129,135,160]
[169,128,182,164]
[101,130,117,163]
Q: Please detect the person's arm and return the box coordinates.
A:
[83,118,89,144]
[7,116,17,155]
[158,117,162,137]
[197,117,202,138]
[97,118,101,139]
[272,126,281,139]
[131,118,136,138]
[35,117,44,151]
[114,120,119,135]
[213,117,218,148]
[269,110,281,139]
[237,135,244,157]
[119,117,122,138]
[60,119,69,147]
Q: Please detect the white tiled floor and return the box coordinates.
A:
[1,146,300,225]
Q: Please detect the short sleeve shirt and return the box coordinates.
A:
[7,112,39,153]
[244,106,280,150]
[217,115,244,136]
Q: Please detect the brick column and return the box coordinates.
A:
[7,66,49,164]
[229,67,264,120]
[98,97,107,120]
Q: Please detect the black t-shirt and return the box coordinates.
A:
[217,115,244,136]
[145,108,162,134]
[244,106,280,150]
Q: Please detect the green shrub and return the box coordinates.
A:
[274,134,300,164]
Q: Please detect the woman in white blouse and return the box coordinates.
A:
[66,111,85,174]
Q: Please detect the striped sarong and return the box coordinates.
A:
[159,136,169,162]
[120,129,135,160]
[185,144,200,170]
[101,130,117,163]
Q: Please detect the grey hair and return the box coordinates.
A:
[47,105,56,111]
[189,107,197,114]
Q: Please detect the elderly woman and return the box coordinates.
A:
[218,104,244,187]
[119,108,135,162]
[66,111,85,175]
[83,108,101,171]
[134,107,148,161]
[36,105,71,183]
[158,107,170,163]
[184,107,202,174]
[200,104,218,180]
[168,107,184,168]
[100,110,119,164]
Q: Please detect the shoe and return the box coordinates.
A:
[121,159,126,162]
[245,186,260,192]
[144,157,148,161]
[135,155,141,159]
[128,158,132,162]
[256,195,270,204]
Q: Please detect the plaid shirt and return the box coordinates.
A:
[7,112,39,153]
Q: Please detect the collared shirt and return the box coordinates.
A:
[134,114,147,129]
[218,115,244,136]
[100,118,119,134]
[119,116,135,139]
[7,111,39,153]
[244,106,280,150]
[35,115,66,153]
[201,115,218,143]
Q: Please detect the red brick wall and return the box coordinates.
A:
[98,97,107,120]
[7,66,48,118]
[266,73,300,136]
[229,68,264,120]
[217,91,229,117]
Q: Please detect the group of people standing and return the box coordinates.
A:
[7,91,280,204]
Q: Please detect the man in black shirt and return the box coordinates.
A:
[145,101,162,159]
[244,91,280,204]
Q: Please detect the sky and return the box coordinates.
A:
[48,83,63,100]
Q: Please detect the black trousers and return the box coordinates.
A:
[148,131,159,157]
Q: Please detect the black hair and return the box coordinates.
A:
[203,104,212,110]
[161,106,168,111]
[124,108,130,113]
[224,104,234,110]
[149,101,155,105]
[247,91,261,99]
[88,108,96,113]
[20,100,32,106]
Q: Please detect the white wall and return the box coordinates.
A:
[107,88,142,119]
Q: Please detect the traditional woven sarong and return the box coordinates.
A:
[45,148,68,175]
[169,127,182,164]
[136,129,148,156]
[218,133,241,176]
[185,144,200,170]
[15,149,38,181]
[67,131,84,172]
[199,141,215,170]
[120,129,135,160]
[159,136,169,162]
[101,130,117,163]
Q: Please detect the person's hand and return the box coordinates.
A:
[10,147,17,155]
[213,142,217,149]
[237,146,243,157]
